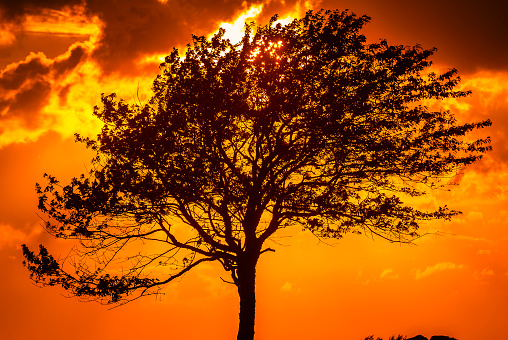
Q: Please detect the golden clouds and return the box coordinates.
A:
[463,71,508,110]
[379,268,399,280]
[0,52,53,134]
[216,5,263,44]
[208,0,322,46]
[0,0,328,148]
[0,44,99,146]
[22,6,102,37]
[0,4,104,147]
[474,268,494,280]
[416,70,508,175]
[415,262,465,279]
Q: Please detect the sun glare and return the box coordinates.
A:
[216,5,263,44]
[137,54,168,66]
[248,40,284,62]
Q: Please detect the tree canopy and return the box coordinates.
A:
[22,9,491,340]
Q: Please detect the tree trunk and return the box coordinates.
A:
[236,257,257,340]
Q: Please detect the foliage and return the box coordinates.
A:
[23,9,490,340]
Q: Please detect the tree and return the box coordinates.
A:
[22,9,491,340]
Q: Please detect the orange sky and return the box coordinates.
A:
[1,1,507,339]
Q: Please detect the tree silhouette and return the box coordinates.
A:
[22,9,490,340]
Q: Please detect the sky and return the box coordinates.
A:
[0,0,507,339]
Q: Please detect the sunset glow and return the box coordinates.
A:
[1,1,508,340]
[23,7,102,37]
[217,5,263,43]
[0,23,16,46]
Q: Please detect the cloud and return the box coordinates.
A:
[418,70,508,174]
[0,22,16,46]
[0,0,322,148]
[1,80,52,127]
[1,0,319,75]
[415,262,465,279]
[280,280,302,293]
[2,0,507,76]
[0,45,90,132]
[83,0,269,74]
[0,41,99,146]
[318,0,508,73]
[0,223,41,250]
[0,53,50,90]
[0,53,52,130]
[460,72,508,171]
[451,234,493,243]
[4,0,503,158]
[474,268,494,281]
[467,211,484,221]
[0,0,85,21]
[281,281,293,292]
[379,268,399,280]
[53,45,87,76]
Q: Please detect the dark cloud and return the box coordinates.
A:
[321,0,508,73]
[3,80,52,127]
[0,0,278,75]
[0,56,49,90]
[0,54,51,128]
[84,0,267,74]
[0,42,89,128]
[0,0,257,74]
[58,83,72,105]
[0,0,85,20]
[85,0,508,74]
[1,0,507,74]
[53,45,86,76]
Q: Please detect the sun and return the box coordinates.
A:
[140,5,298,67]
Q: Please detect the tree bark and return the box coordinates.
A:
[236,256,257,340]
